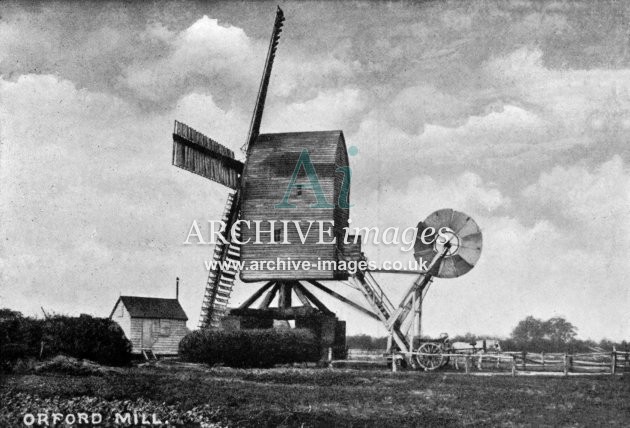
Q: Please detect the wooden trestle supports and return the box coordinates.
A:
[235,280,377,319]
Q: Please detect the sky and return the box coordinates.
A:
[0,0,628,341]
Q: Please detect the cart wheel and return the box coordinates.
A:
[415,342,445,371]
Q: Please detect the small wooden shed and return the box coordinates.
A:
[109,296,188,356]
[240,131,351,282]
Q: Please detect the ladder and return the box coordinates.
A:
[198,192,241,329]
[351,261,412,353]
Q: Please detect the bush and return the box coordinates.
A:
[39,315,132,366]
[0,310,42,359]
[0,343,29,361]
[179,328,319,368]
[0,309,131,367]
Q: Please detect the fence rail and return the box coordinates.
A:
[330,348,630,376]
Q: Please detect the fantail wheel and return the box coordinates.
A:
[414,208,483,279]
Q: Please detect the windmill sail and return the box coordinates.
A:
[198,8,285,328]
[172,7,286,329]
[172,120,243,189]
[199,191,242,328]
[242,6,285,154]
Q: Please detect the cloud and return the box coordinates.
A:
[348,104,550,191]
[173,92,249,154]
[485,47,630,153]
[494,157,630,339]
[270,49,362,99]
[384,85,473,133]
[121,16,261,105]
[0,74,235,325]
[264,88,367,133]
[522,156,630,253]
[117,14,363,113]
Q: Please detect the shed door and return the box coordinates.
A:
[142,319,153,349]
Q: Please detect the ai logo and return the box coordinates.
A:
[275,149,352,209]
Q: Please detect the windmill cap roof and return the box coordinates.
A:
[255,130,345,148]
[251,130,347,164]
[258,130,343,137]
[113,296,188,320]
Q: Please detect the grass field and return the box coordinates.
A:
[1,362,629,427]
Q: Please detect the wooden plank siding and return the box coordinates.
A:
[127,318,188,355]
[240,131,351,281]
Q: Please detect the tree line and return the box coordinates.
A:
[347,315,628,353]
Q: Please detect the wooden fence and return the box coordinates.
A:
[443,350,630,375]
[330,348,630,376]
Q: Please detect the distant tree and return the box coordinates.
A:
[510,315,578,352]
[450,332,479,344]
[346,334,373,349]
[511,316,546,343]
[512,316,576,342]
[346,334,388,350]
[545,317,577,343]
[599,339,629,351]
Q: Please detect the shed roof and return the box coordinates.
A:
[111,296,188,320]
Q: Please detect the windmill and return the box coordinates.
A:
[171,7,483,368]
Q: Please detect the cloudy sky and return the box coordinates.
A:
[1,1,628,340]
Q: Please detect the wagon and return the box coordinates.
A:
[413,334,452,370]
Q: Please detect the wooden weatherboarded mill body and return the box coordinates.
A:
[240,131,351,281]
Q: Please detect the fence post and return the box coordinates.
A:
[625,349,629,375]
[391,353,397,373]
[522,351,526,371]
[511,355,516,377]
[541,352,545,368]
[611,351,617,375]
[327,347,333,369]
[465,355,470,374]
[478,354,483,371]
[563,353,568,376]
[496,354,500,369]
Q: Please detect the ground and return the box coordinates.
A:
[1,361,629,427]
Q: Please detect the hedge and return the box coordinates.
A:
[0,309,131,367]
[179,328,320,368]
